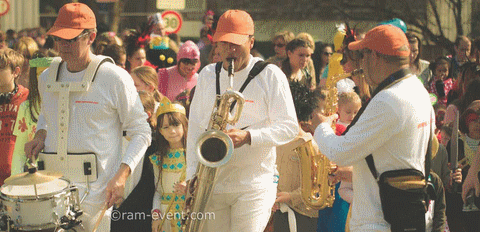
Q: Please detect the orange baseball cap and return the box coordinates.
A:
[47,3,96,40]
[348,25,410,57]
[213,10,254,45]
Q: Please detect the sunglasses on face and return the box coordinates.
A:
[53,32,89,43]
[323,52,333,56]
[180,58,199,65]
[274,43,286,48]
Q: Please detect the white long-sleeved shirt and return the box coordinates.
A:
[186,55,299,193]
[314,75,434,231]
[37,58,152,204]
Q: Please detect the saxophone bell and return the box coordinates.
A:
[196,130,234,167]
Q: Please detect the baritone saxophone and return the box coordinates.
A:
[182,59,244,232]
[294,69,363,210]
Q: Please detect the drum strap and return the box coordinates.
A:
[46,55,114,161]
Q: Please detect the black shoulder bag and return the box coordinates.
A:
[343,69,432,232]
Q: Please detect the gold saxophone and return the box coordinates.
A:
[294,69,363,210]
[182,59,244,232]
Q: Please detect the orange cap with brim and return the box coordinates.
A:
[213,10,254,46]
[47,3,96,40]
[348,25,410,57]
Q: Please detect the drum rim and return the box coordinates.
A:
[14,221,57,230]
[0,177,71,201]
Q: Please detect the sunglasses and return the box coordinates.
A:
[274,43,286,48]
[323,52,333,56]
[53,32,89,43]
[180,58,199,65]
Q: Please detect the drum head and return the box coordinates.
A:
[1,178,69,198]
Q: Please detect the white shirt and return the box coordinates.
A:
[37,58,151,204]
[314,75,434,231]
[186,55,299,193]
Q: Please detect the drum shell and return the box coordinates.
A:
[0,179,72,231]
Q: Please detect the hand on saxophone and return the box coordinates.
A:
[310,110,338,133]
[225,128,251,148]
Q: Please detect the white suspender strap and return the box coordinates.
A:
[45,55,114,161]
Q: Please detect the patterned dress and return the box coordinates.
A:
[151,148,186,232]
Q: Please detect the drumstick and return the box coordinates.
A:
[92,202,109,232]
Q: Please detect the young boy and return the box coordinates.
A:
[0,48,29,184]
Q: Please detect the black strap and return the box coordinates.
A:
[339,68,412,179]
[215,61,270,111]
[215,62,222,96]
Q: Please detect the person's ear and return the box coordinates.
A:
[13,66,21,78]
[87,32,97,45]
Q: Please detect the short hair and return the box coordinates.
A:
[272,31,295,45]
[338,91,361,107]
[296,32,315,51]
[0,48,24,71]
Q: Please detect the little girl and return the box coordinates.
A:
[336,91,361,231]
[336,92,362,128]
[151,98,188,232]
[131,66,164,104]
[429,57,453,107]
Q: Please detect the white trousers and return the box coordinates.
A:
[202,187,276,232]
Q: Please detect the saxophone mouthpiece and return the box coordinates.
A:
[227,58,234,78]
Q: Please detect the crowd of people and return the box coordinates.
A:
[0,2,479,232]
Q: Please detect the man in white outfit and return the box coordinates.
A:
[25,3,151,231]
[311,25,434,231]
[186,10,299,232]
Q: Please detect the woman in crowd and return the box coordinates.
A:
[406,33,431,87]
[157,40,200,101]
[281,38,316,89]
[266,30,295,68]
[313,43,333,85]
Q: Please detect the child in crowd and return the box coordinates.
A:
[273,81,319,232]
[336,92,362,128]
[131,66,164,108]
[429,57,453,107]
[11,50,56,175]
[335,92,361,231]
[151,98,188,232]
[0,48,28,184]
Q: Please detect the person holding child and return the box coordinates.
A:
[150,98,188,232]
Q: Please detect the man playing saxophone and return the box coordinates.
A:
[310,25,434,231]
[186,10,299,232]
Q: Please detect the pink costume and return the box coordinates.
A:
[158,40,200,100]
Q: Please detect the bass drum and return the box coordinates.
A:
[0,178,76,231]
